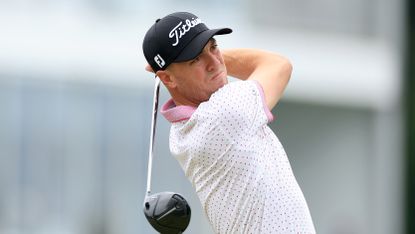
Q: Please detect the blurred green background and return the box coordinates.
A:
[0,0,412,233]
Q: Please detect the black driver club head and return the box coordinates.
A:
[143,192,191,234]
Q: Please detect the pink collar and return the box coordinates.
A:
[160,99,197,123]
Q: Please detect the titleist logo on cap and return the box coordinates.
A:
[169,18,202,46]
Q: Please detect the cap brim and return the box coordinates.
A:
[173,28,232,63]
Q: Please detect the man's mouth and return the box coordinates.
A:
[210,71,224,81]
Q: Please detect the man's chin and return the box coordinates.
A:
[208,77,228,96]
[219,76,228,87]
[212,79,227,94]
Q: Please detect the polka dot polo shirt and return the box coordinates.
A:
[161,80,316,234]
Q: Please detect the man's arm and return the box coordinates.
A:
[221,48,292,110]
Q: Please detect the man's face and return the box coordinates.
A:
[167,38,228,105]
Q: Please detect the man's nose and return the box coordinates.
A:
[206,53,220,72]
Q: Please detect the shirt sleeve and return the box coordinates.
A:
[197,80,274,142]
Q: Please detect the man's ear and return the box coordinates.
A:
[156,70,177,89]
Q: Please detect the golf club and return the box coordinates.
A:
[143,77,191,234]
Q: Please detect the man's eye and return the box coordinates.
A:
[190,56,200,64]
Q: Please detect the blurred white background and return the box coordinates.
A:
[0,0,406,233]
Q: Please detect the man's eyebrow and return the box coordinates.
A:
[209,38,217,44]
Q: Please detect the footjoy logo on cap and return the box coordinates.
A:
[154,54,165,68]
[169,17,202,46]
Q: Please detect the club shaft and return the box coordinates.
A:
[146,77,161,195]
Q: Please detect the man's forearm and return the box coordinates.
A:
[221,48,290,81]
[222,49,254,80]
[221,48,292,110]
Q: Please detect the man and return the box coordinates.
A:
[142,12,316,233]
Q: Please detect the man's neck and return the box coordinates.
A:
[168,90,201,107]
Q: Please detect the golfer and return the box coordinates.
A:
[142,12,316,234]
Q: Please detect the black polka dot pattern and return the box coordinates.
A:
[164,80,316,233]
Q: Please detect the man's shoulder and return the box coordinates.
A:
[193,80,263,122]
[206,80,259,107]
[214,80,257,96]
